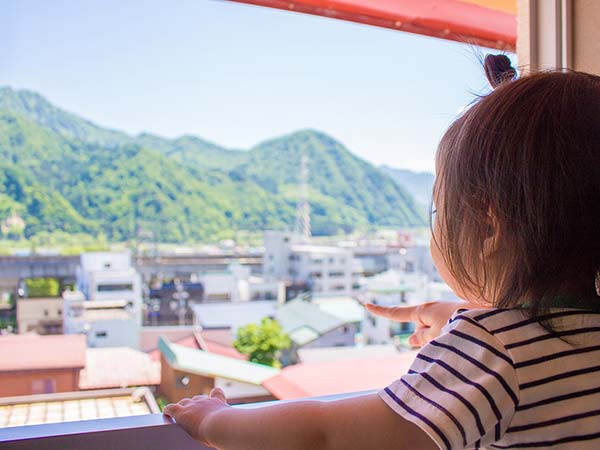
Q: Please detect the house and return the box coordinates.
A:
[276,296,363,363]
[158,337,279,404]
[16,296,63,334]
[63,294,140,349]
[0,387,159,428]
[0,334,86,397]
[191,300,277,334]
[78,347,161,390]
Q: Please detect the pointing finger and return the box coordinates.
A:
[365,303,420,323]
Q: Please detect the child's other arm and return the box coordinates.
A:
[165,389,438,450]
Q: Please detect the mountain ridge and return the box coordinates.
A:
[0,86,427,242]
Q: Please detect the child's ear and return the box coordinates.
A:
[483,207,501,258]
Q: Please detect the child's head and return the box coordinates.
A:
[432,60,600,316]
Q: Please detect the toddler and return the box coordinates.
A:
[164,56,600,449]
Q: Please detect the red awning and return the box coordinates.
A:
[226,0,516,51]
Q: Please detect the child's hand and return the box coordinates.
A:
[365,301,478,347]
[163,387,230,445]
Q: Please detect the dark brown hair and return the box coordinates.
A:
[433,67,600,321]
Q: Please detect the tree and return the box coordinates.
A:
[233,318,291,368]
[24,277,60,297]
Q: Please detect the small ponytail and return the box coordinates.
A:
[484,54,517,88]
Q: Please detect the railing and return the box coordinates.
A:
[0,391,374,450]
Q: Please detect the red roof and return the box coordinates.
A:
[148,334,201,361]
[147,331,247,361]
[227,0,516,51]
[0,334,87,371]
[202,339,247,361]
[263,351,418,399]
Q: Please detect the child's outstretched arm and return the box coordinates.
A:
[164,388,437,450]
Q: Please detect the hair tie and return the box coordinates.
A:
[484,54,517,88]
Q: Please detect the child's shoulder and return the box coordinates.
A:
[446,307,528,335]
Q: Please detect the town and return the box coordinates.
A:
[0,229,458,427]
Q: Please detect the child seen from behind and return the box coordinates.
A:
[164,56,600,450]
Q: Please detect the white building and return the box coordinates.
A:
[197,263,284,303]
[63,292,140,349]
[64,252,143,349]
[76,251,143,324]
[191,300,278,334]
[263,231,358,296]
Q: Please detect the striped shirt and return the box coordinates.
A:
[378,308,600,449]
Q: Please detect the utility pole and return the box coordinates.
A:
[294,154,311,242]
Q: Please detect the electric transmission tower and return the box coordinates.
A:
[294,154,311,242]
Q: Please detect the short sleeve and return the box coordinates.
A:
[378,311,519,450]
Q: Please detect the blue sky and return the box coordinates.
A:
[1,0,514,173]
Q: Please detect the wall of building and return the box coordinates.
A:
[159,354,214,403]
[518,0,600,75]
[0,369,79,397]
[301,324,357,349]
[16,298,63,334]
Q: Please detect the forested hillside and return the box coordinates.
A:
[0,86,426,242]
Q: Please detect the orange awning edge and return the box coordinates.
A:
[226,0,516,51]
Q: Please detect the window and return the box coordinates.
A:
[177,375,190,388]
[309,271,322,278]
[95,331,108,338]
[97,283,133,292]
[328,271,344,277]
[32,379,56,394]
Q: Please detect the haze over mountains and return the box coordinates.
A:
[0,86,427,243]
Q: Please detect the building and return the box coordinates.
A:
[63,293,140,349]
[145,280,203,326]
[360,269,459,345]
[158,337,279,404]
[197,262,283,303]
[0,387,159,428]
[76,251,142,324]
[191,300,278,334]
[0,334,86,397]
[16,297,63,335]
[78,347,160,390]
[263,351,418,400]
[276,296,362,363]
[263,231,358,296]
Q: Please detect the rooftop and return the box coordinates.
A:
[159,337,279,385]
[263,351,418,399]
[0,334,86,371]
[79,348,160,390]
[298,344,400,364]
[0,388,158,428]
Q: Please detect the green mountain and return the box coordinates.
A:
[380,165,435,214]
[0,86,426,242]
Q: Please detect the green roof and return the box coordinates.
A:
[288,326,320,346]
[158,337,279,385]
[277,298,343,338]
[312,297,364,324]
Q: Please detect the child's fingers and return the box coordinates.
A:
[210,387,227,403]
[163,403,180,418]
[365,303,419,323]
[408,326,437,347]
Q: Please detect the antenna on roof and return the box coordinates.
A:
[294,153,311,242]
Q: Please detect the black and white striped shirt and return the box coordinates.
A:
[379,308,600,449]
